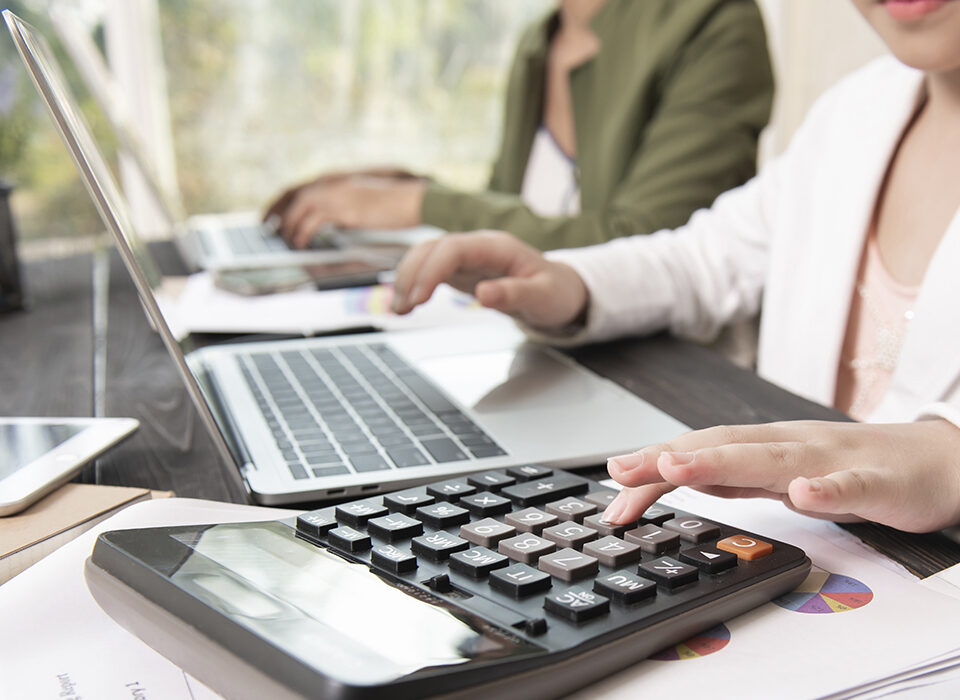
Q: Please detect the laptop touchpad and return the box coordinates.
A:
[415,345,599,414]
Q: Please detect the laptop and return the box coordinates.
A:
[6,9,688,505]
[46,6,440,274]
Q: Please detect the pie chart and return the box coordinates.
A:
[773,570,874,614]
[649,623,730,661]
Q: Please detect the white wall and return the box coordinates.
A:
[756,0,888,161]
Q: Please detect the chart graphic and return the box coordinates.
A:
[773,570,874,614]
[343,285,394,315]
[649,623,730,661]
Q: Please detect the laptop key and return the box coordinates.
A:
[420,438,468,463]
[311,466,349,478]
[287,463,308,480]
[386,446,430,468]
[349,454,391,473]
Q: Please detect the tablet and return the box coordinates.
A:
[0,417,139,516]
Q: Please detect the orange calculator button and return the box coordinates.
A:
[716,535,773,561]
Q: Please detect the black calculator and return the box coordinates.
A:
[85,468,810,699]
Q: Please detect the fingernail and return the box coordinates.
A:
[607,451,645,472]
[661,451,695,467]
[805,477,823,493]
[602,491,627,523]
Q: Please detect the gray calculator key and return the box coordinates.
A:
[679,546,738,574]
[411,531,469,561]
[639,505,675,526]
[538,548,599,582]
[498,534,556,564]
[460,491,512,517]
[327,526,371,553]
[415,502,471,529]
[663,517,721,543]
[504,508,558,535]
[583,490,617,508]
[367,513,423,542]
[460,518,516,547]
[296,512,337,539]
[545,497,597,523]
[383,490,435,515]
[426,481,476,502]
[449,547,510,578]
[467,471,516,491]
[541,522,598,550]
[582,513,632,538]
[501,475,589,507]
[335,502,388,527]
[624,524,680,554]
[506,465,553,481]
[582,536,641,568]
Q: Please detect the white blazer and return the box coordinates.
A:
[547,57,960,427]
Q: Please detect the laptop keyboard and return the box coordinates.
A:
[223,224,290,256]
[238,343,507,481]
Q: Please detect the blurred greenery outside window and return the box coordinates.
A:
[0,0,550,261]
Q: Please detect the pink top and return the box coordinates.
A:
[834,231,919,420]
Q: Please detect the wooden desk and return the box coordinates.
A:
[3,243,959,575]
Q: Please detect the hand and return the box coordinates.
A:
[603,419,960,533]
[391,230,589,332]
[264,172,426,248]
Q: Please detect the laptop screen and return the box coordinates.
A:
[3,10,244,493]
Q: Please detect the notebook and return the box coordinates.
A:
[47,6,440,273]
[6,9,687,505]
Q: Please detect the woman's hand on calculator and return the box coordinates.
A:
[603,419,960,534]
[391,230,589,332]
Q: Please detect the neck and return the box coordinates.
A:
[924,66,960,121]
[558,0,608,28]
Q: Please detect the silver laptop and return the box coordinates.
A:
[7,9,687,505]
[47,6,440,274]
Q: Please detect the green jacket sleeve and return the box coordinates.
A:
[421,0,773,251]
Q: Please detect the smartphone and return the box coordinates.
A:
[0,417,139,516]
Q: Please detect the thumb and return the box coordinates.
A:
[475,274,577,328]
[787,469,888,519]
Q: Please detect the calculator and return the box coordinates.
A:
[85,468,810,699]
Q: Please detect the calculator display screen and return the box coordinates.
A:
[164,522,540,685]
[0,422,85,479]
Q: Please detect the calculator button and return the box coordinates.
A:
[504,507,558,534]
[415,502,471,529]
[411,531,469,561]
[541,522,598,550]
[426,480,476,502]
[543,587,609,623]
[327,526,372,553]
[460,518,516,547]
[296,512,337,538]
[449,547,510,578]
[663,517,721,543]
[467,471,516,492]
[624,524,680,554]
[717,535,774,561]
[639,557,700,589]
[582,536,641,568]
[383,490,435,515]
[335,502,388,527]
[366,513,423,542]
[501,475,589,507]
[538,548,600,582]
[489,564,552,598]
[506,465,553,481]
[583,490,618,508]
[639,505,675,526]
[498,534,557,564]
[371,544,418,574]
[594,570,657,604]
[460,492,512,517]
[582,513,632,538]
[679,546,738,574]
[545,497,598,523]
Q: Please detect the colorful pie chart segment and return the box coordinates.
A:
[649,623,730,661]
[773,570,873,614]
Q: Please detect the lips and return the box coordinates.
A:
[882,0,957,21]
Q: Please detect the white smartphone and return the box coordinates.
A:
[0,417,139,516]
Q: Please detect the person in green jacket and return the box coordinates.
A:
[265,0,774,252]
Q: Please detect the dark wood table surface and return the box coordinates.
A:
[3,242,959,577]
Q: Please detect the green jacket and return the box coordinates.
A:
[421,0,774,251]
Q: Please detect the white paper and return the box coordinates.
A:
[162,272,506,337]
[0,498,294,700]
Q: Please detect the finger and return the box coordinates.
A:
[607,449,663,488]
[263,187,297,222]
[282,189,326,242]
[601,483,677,525]
[786,470,888,520]
[654,441,822,493]
[474,272,574,328]
[291,211,331,249]
[391,239,441,314]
